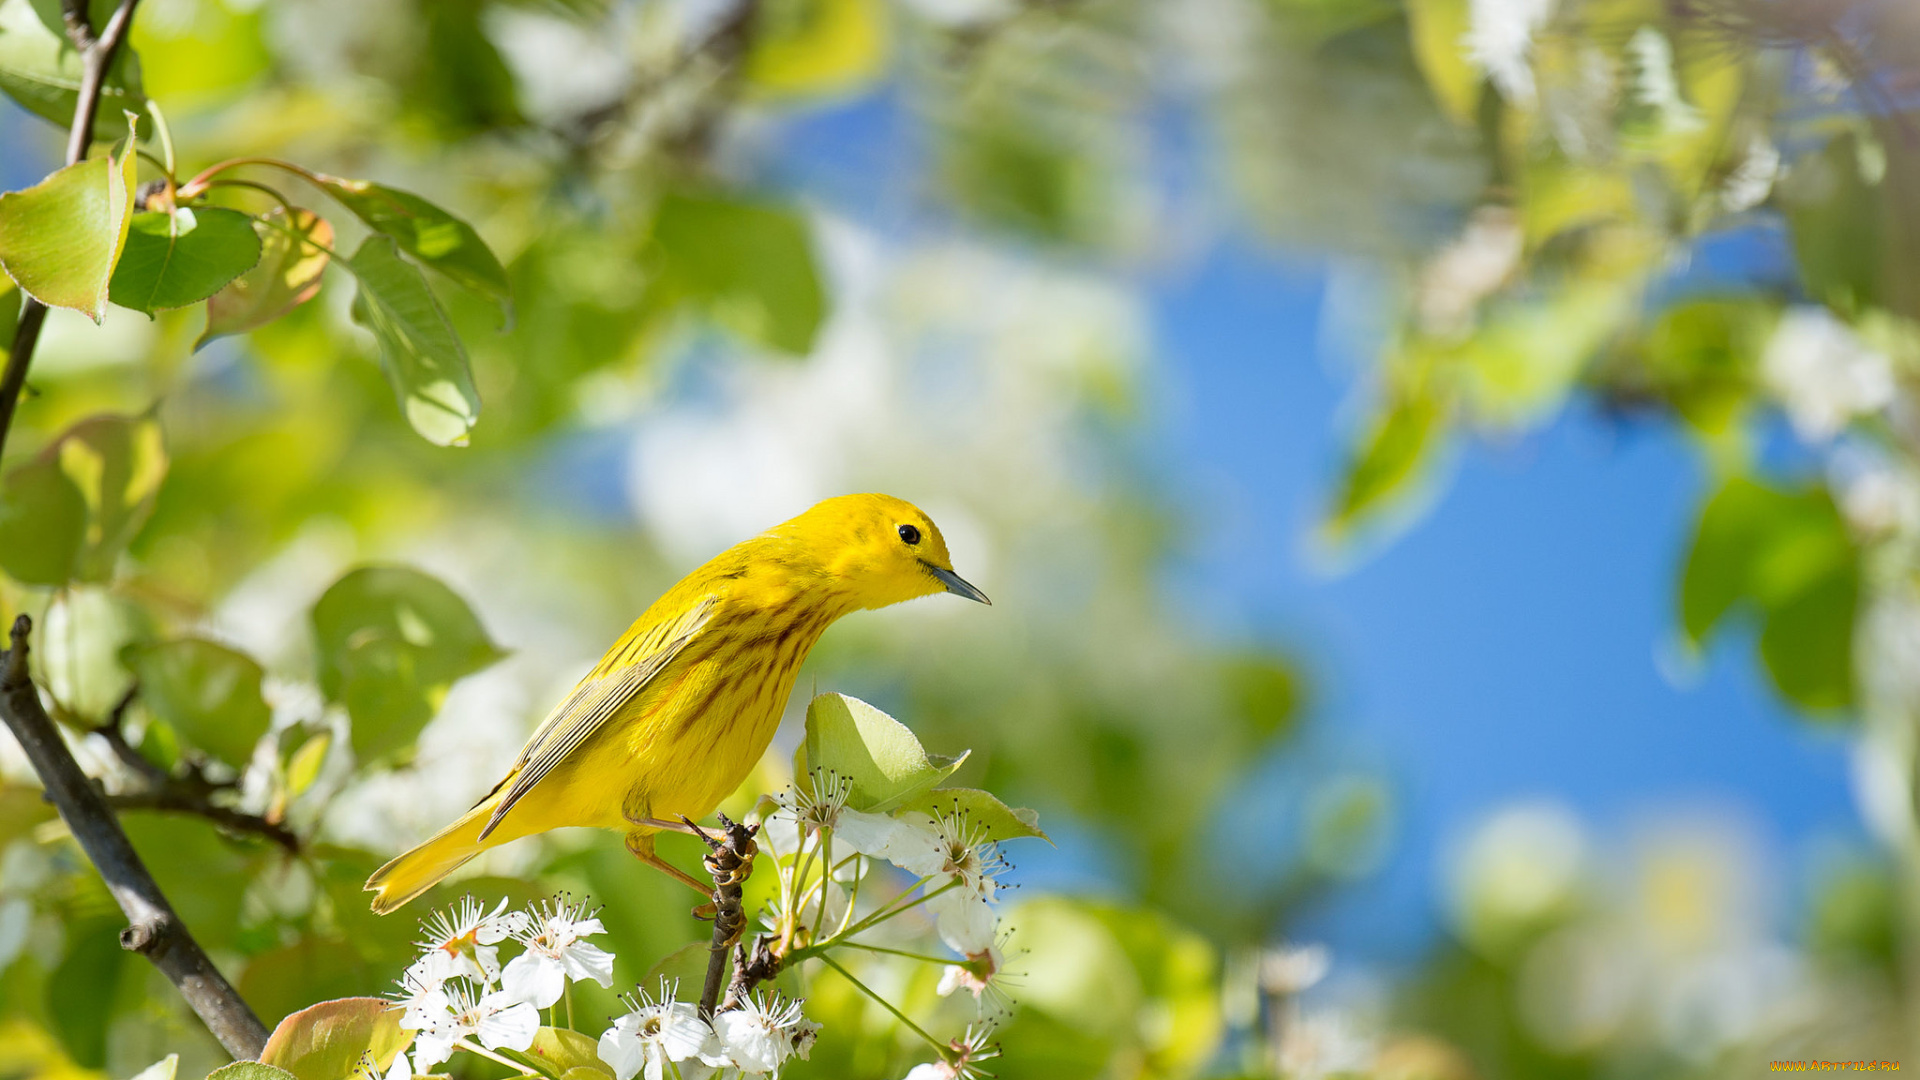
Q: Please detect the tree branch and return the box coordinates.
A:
[2,617,269,1060]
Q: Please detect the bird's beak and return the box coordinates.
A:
[927,564,991,605]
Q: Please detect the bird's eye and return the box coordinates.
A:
[898,524,921,546]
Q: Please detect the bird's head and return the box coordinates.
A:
[779,494,991,611]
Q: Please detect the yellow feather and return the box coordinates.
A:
[366,493,987,914]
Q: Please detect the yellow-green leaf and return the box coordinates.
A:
[259,997,412,1080]
[0,143,135,320]
[1405,0,1479,124]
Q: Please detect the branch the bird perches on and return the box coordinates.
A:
[692,813,760,1017]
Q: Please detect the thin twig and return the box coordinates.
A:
[2,617,269,1059]
[101,790,301,853]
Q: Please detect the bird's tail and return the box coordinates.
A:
[366,796,500,915]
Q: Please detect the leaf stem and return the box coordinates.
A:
[176,157,326,201]
[838,940,962,966]
[146,99,175,179]
[816,954,948,1055]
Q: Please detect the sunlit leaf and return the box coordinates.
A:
[56,412,167,581]
[197,207,331,348]
[747,0,887,98]
[524,1028,603,1075]
[259,997,412,1080]
[0,0,144,141]
[347,235,483,446]
[206,1064,298,1080]
[0,412,164,585]
[797,692,966,813]
[312,566,504,762]
[121,638,272,768]
[647,192,826,356]
[283,726,331,797]
[1404,0,1479,124]
[0,142,136,320]
[1327,386,1448,539]
[896,786,1048,843]
[318,175,509,317]
[108,206,263,315]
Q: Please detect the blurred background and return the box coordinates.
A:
[3,0,1918,1076]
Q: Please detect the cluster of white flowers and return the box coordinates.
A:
[764,770,1014,963]
[386,895,615,1076]
[597,982,819,1080]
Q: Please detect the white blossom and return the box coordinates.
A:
[407,896,528,989]
[501,896,616,1008]
[397,980,539,1072]
[899,1026,1000,1080]
[710,992,815,1075]
[768,770,904,861]
[598,982,718,1080]
[881,806,1009,955]
[1465,0,1555,105]
[936,937,1017,1016]
[1762,306,1895,442]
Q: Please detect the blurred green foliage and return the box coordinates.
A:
[2,0,1919,1077]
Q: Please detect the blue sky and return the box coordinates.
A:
[1152,241,1862,956]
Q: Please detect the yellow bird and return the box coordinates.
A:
[366,493,989,914]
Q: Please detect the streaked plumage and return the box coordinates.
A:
[366,493,988,914]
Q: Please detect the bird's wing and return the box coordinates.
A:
[479,596,717,839]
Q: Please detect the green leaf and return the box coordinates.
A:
[347,235,482,447]
[1782,133,1884,317]
[746,0,886,98]
[648,192,826,355]
[206,1064,299,1080]
[312,566,504,762]
[196,207,331,348]
[121,638,272,767]
[798,692,967,813]
[0,412,165,585]
[317,175,509,317]
[0,0,145,141]
[1326,387,1448,539]
[0,142,136,320]
[0,454,87,584]
[524,1028,603,1075]
[108,206,263,315]
[259,997,413,1080]
[896,787,1048,843]
[1679,477,1858,713]
[642,941,710,990]
[47,916,126,1068]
